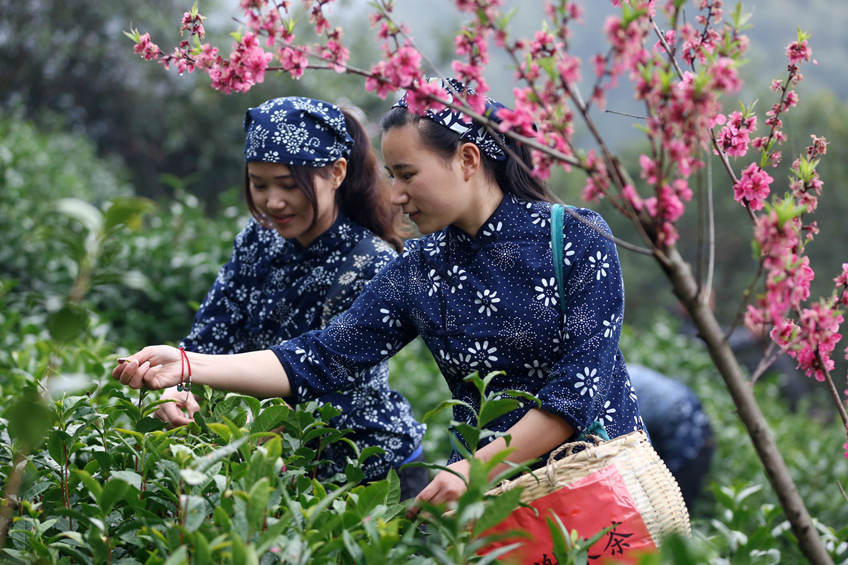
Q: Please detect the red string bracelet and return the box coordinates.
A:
[177,346,192,394]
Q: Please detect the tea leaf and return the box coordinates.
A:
[163,545,189,565]
[72,469,102,501]
[99,478,131,515]
[110,470,142,490]
[183,495,208,533]
[180,468,207,486]
[193,435,249,472]
[246,477,272,534]
[46,304,90,343]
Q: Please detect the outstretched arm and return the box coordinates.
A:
[115,248,415,402]
[112,345,291,398]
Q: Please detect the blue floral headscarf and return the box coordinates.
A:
[243,97,354,166]
[393,77,508,161]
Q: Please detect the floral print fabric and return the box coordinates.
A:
[181,215,425,480]
[272,196,643,463]
[243,96,354,166]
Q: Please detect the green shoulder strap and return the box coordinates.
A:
[550,203,567,316]
[551,203,610,442]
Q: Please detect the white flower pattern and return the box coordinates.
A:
[562,240,575,266]
[588,251,610,280]
[602,313,620,338]
[427,269,442,296]
[467,340,498,368]
[380,308,400,328]
[574,366,600,397]
[475,289,501,316]
[534,277,558,307]
[445,265,468,294]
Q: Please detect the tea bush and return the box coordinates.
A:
[0,305,540,563]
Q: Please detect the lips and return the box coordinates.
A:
[269,213,295,225]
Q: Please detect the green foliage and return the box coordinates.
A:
[94,187,243,347]
[0,113,245,348]
[0,334,548,564]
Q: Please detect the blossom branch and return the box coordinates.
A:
[650,18,685,79]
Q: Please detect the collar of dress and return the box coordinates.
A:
[444,194,537,247]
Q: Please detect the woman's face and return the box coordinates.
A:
[247,160,343,246]
[382,123,477,235]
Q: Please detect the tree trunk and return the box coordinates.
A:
[661,246,833,565]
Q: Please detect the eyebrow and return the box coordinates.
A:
[248,173,293,180]
[385,163,414,172]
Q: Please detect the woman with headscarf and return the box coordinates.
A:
[151,96,426,498]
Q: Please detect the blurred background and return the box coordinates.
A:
[1,0,847,556]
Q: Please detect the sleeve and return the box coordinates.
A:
[535,208,626,435]
[180,220,262,354]
[271,247,419,404]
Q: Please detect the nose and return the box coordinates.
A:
[266,187,288,211]
[389,185,409,207]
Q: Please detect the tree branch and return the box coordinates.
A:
[818,352,848,429]
[703,152,716,305]
[661,246,834,565]
[650,18,685,79]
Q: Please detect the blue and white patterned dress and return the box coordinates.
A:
[181,214,425,480]
[272,195,643,463]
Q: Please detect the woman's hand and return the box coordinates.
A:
[154,386,200,426]
[112,345,184,390]
[408,458,470,517]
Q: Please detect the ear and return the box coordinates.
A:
[330,158,348,189]
[457,142,481,181]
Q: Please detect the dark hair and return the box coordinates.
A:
[245,109,403,251]
[380,106,557,203]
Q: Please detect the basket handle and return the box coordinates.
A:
[544,434,607,485]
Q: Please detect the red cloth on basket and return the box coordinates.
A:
[480,464,657,564]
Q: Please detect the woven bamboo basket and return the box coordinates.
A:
[486,430,691,543]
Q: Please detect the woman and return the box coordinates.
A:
[114,80,643,506]
[151,96,426,496]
